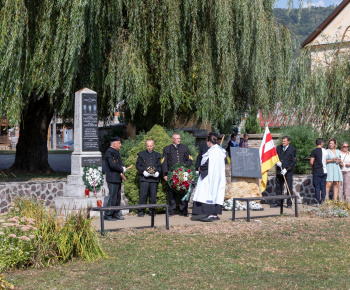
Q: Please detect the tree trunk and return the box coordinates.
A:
[11,93,54,173]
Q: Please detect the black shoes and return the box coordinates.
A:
[201,215,219,222]
[286,205,292,208]
[104,215,117,221]
[179,211,189,217]
[270,204,280,208]
[137,212,144,217]
[113,214,125,220]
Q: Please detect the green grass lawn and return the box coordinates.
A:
[5,216,350,289]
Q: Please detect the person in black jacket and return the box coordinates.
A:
[271,136,297,208]
[104,136,128,221]
[195,132,220,171]
[162,133,193,216]
[136,139,162,217]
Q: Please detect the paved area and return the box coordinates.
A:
[92,204,298,231]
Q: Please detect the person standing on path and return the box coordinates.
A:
[192,134,226,222]
[326,138,343,200]
[271,136,296,208]
[104,136,128,221]
[162,133,193,216]
[310,138,327,205]
[339,141,350,202]
[136,139,162,217]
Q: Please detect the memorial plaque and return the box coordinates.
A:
[230,148,262,178]
[82,93,99,151]
[81,157,102,167]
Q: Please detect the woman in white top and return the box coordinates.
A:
[339,141,350,202]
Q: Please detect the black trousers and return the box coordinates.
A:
[275,173,293,206]
[138,182,158,213]
[106,182,121,216]
[168,188,188,214]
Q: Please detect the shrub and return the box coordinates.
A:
[119,131,146,161]
[0,198,106,273]
[123,125,172,206]
[0,274,14,289]
[243,111,261,134]
[279,126,319,174]
[333,130,350,150]
[308,200,350,218]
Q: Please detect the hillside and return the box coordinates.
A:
[274,6,336,57]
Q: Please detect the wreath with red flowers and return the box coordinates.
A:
[167,163,199,194]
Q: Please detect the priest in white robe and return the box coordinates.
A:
[192,134,226,222]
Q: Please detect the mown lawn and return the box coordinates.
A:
[5,216,350,289]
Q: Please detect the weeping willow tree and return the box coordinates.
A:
[282,42,350,132]
[0,0,295,172]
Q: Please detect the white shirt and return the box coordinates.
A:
[340,151,350,172]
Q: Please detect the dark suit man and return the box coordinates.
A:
[136,139,162,217]
[104,136,128,221]
[162,133,193,216]
[271,136,297,208]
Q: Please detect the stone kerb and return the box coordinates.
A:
[0,181,65,213]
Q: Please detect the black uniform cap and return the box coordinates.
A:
[110,136,121,142]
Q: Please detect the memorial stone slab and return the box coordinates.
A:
[230,148,262,178]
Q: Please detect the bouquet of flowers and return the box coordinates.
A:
[167,163,199,201]
[82,165,104,192]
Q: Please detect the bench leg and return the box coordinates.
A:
[295,196,298,217]
[100,210,105,236]
[280,201,284,215]
[166,206,169,230]
[232,199,236,221]
[151,209,155,227]
[246,200,250,222]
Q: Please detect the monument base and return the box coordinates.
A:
[225,177,262,199]
[224,164,262,199]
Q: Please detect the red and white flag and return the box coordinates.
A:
[259,126,279,192]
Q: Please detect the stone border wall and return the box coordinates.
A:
[264,175,315,204]
[0,181,66,213]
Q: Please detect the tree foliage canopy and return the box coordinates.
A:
[0,0,294,130]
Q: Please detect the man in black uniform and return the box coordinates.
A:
[136,139,162,217]
[104,136,128,221]
[162,132,193,216]
[271,136,297,208]
[195,132,219,171]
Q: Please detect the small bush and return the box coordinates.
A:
[279,126,319,174]
[243,111,261,134]
[308,200,350,218]
[0,198,106,273]
[0,274,14,289]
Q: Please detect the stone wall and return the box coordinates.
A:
[0,181,65,213]
[264,175,315,204]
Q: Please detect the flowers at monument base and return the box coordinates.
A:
[223,200,264,211]
[82,165,104,192]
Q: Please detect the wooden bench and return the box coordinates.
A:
[232,195,298,222]
[87,204,169,235]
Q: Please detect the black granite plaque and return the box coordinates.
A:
[81,157,102,167]
[82,93,99,151]
[230,148,262,178]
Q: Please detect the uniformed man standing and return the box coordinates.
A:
[104,136,128,221]
[162,132,193,216]
[136,139,162,217]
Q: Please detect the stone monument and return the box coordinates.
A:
[55,88,107,215]
[225,147,262,199]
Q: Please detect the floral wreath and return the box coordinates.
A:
[82,165,104,191]
[167,163,199,201]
